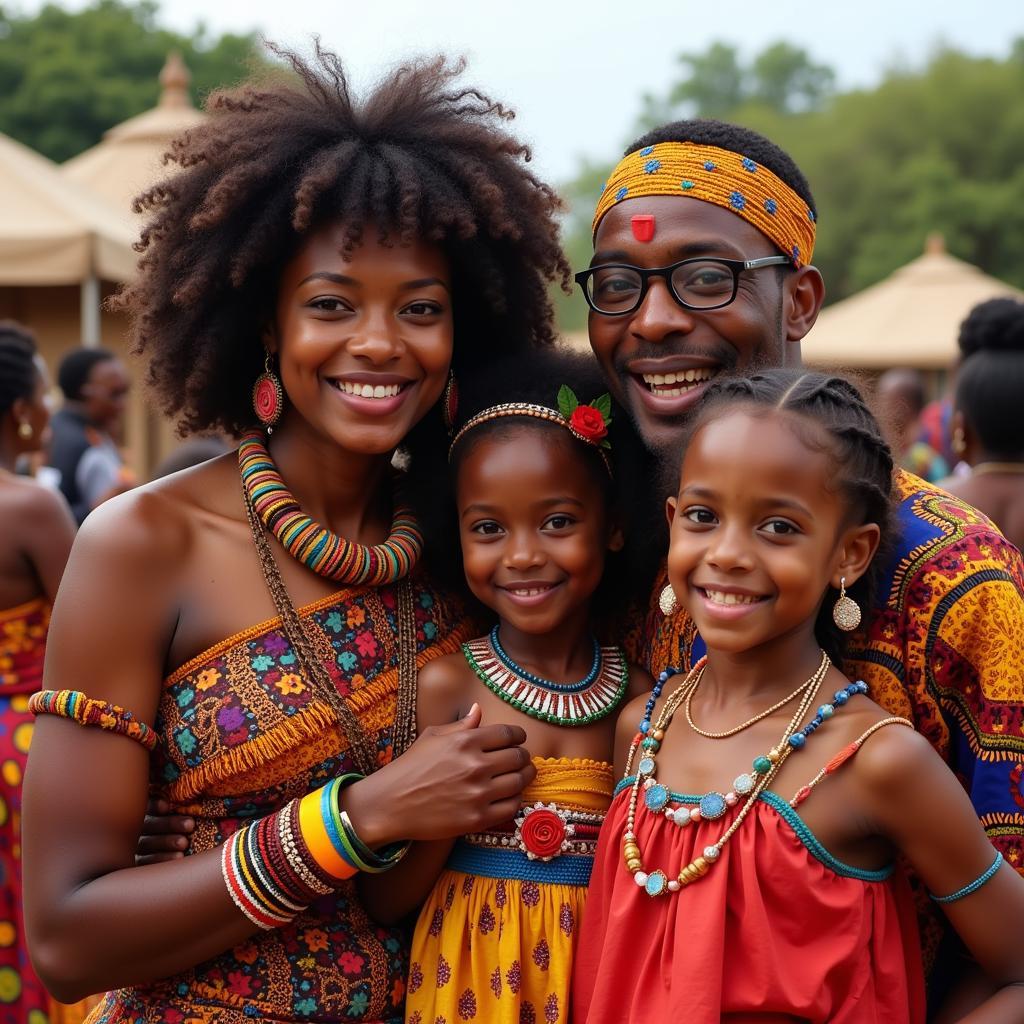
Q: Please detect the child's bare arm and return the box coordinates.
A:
[613,691,650,778]
[855,726,1024,1022]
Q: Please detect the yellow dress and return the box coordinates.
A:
[406,757,613,1024]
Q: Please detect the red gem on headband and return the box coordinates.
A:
[631,214,656,242]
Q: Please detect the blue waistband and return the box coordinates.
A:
[447,840,594,886]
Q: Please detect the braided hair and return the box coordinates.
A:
[681,368,895,663]
[0,321,39,417]
[115,42,571,438]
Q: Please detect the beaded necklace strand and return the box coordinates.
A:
[239,431,423,585]
[684,665,817,739]
[622,653,877,897]
[462,626,628,726]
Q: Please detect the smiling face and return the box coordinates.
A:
[456,425,619,637]
[587,195,822,454]
[269,221,454,455]
[665,409,877,659]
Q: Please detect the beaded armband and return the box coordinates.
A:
[930,851,1003,904]
[28,689,157,752]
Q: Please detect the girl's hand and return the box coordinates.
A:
[342,704,534,846]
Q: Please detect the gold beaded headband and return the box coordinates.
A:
[592,142,816,267]
[449,388,613,475]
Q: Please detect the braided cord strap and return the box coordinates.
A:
[930,851,1004,904]
[29,689,157,751]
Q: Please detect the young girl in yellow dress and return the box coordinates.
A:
[359,351,650,1024]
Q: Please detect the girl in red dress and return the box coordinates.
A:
[573,370,1024,1023]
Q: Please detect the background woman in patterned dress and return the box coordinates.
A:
[22,47,569,1024]
[0,322,78,1024]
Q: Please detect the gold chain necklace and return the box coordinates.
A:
[684,651,829,739]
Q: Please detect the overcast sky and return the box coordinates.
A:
[36,0,1024,182]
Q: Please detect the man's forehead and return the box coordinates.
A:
[593,195,774,262]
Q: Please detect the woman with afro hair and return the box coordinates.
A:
[24,44,567,1024]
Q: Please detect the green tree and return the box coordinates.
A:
[749,42,834,113]
[0,0,264,161]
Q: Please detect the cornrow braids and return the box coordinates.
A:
[681,368,895,663]
[114,42,571,437]
[0,322,39,417]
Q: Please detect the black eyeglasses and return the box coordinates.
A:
[574,255,791,316]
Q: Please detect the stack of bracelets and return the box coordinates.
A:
[30,691,411,931]
[222,773,410,930]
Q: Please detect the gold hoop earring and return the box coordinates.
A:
[952,427,966,456]
[832,577,861,632]
[658,583,679,616]
[17,421,33,440]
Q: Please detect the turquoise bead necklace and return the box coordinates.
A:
[622,653,869,896]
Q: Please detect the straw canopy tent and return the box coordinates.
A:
[804,234,1024,371]
[0,131,136,345]
[62,52,206,225]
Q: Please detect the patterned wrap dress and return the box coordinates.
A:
[625,469,1024,983]
[85,574,473,1024]
[572,773,927,1023]
[0,599,50,1024]
[406,757,613,1024]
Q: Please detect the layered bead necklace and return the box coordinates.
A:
[239,431,423,585]
[462,626,628,726]
[622,652,869,897]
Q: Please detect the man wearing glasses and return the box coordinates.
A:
[574,119,1024,1013]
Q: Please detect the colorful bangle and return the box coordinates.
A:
[930,851,1003,904]
[336,809,410,874]
[318,772,410,873]
[298,784,358,882]
[29,689,157,751]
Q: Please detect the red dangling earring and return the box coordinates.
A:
[442,372,459,435]
[252,352,284,433]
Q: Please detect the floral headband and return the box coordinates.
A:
[592,141,816,267]
[448,386,613,474]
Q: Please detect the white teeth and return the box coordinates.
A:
[336,380,402,399]
[641,368,715,390]
[508,586,551,597]
[705,590,760,606]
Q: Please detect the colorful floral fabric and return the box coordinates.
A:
[86,574,473,1024]
[0,600,50,1024]
[624,470,1024,980]
[406,758,613,1024]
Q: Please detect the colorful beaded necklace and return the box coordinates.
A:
[462,626,628,726]
[239,431,423,585]
[622,653,869,897]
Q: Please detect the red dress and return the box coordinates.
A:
[572,783,926,1023]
